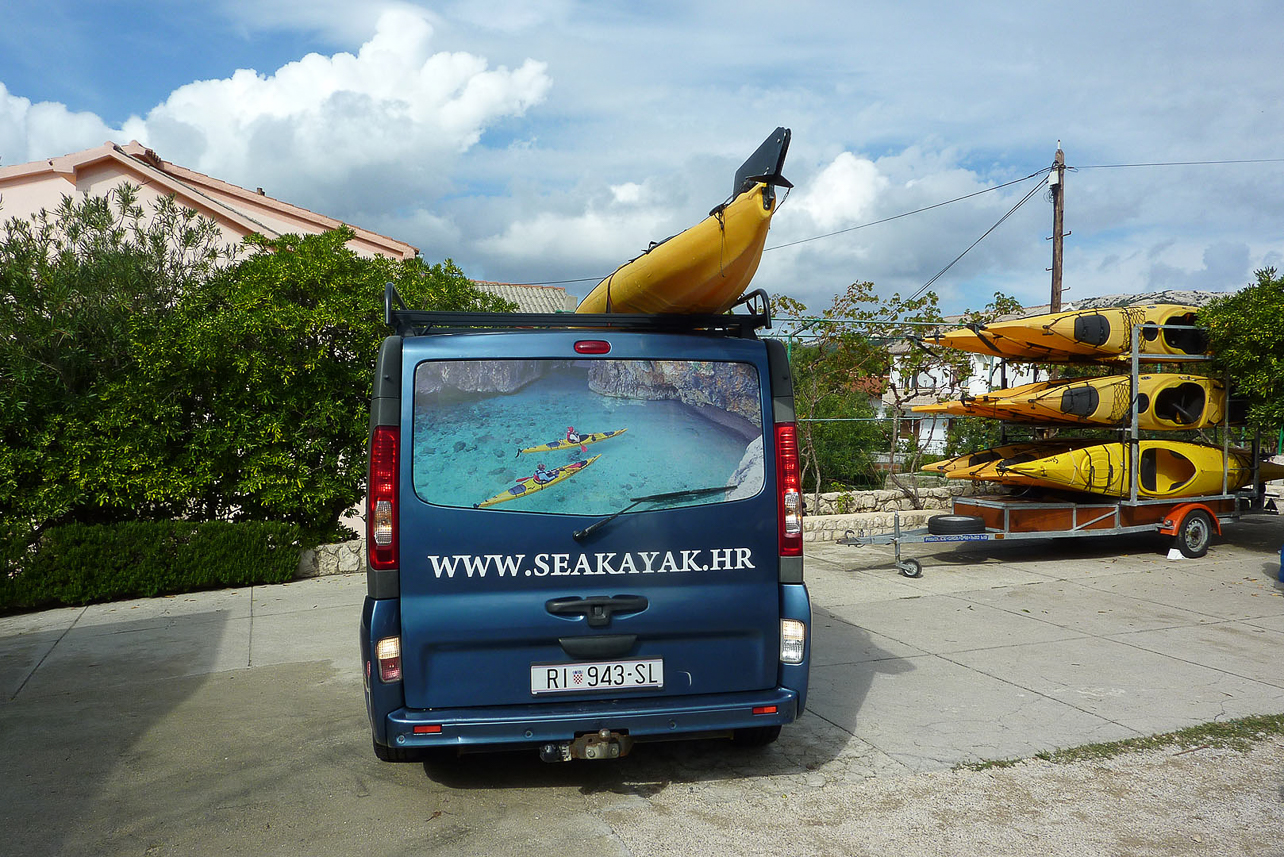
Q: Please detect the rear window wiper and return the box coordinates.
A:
[573,485,735,542]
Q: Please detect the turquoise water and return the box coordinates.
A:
[412,365,762,515]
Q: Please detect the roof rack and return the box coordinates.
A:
[384,283,773,338]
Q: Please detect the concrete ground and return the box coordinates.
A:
[2,515,1283,855]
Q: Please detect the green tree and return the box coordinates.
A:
[0,187,236,560]
[1,189,513,564]
[775,286,1022,505]
[1200,267,1284,428]
[123,228,514,542]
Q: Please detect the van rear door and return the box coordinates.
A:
[397,331,781,709]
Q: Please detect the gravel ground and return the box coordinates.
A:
[590,738,1284,856]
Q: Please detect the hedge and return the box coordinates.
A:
[0,520,303,611]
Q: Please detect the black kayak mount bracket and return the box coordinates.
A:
[734,127,793,208]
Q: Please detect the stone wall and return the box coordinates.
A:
[297,539,365,578]
[799,483,995,543]
[805,482,986,516]
[802,509,938,543]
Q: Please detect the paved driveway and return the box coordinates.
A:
[2,515,1282,855]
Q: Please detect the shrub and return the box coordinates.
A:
[0,520,302,611]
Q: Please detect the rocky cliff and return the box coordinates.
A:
[415,360,548,396]
[587,360,761,437]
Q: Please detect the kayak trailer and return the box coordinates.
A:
[837,489,1276,578]
[842,318,1278,578]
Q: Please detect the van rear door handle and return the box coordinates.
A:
[545,595,648,628]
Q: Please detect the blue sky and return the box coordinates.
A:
[3,0,1283,314]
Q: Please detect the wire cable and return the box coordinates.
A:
[763,169,1049,252]
[1077,157,1284,169]
[502,169,1051,286]
[904,176,1048,304]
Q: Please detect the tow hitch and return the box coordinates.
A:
[539,729,634,762]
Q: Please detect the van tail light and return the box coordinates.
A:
[780,619,806,664]
[375,636,402,682]
[775,422,803,557]
[368,426,399,570]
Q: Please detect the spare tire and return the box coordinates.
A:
[927,514,986,535]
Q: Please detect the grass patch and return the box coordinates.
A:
[957,713,1284,771]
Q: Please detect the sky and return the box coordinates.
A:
[2,0,1282,315]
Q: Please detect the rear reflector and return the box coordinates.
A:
[368,426,399,570]
[574,340,611,354]
[752,706,778,716]
[775,423,803,557]
[413,724,443,734]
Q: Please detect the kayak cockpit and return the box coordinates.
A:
[1140,447,1197,494]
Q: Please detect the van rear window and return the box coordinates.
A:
[411,359,765,514]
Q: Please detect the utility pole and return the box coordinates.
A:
[1049,143,1066,313]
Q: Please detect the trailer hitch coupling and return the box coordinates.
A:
[540,729,634,762]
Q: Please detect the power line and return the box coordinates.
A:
[502,169,1051,286]
[905,176,1048,303]
[1077,157,1284,169]
[491,157,1284,288]
[763,169,1049,252]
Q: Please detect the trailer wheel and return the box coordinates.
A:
[1175,509,1213,559]
[897,558,923,578]
[927,514,986,535]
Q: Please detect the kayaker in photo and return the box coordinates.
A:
[566,426,587,452]
[518,463,557,485]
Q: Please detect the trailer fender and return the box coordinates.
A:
[1158,503,1222,537]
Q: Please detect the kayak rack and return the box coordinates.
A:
[384,283,774,338]
[844,318,1278,577]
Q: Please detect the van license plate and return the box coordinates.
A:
[531,659,664,694]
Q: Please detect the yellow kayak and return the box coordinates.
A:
[518,428,627,455]
[912,380,1075,421]
[576,128,791,315]
[926,440,1095,481]
[993,374,1236,430]
[1000,442,1284,498]
[927,304,1208,363]
[924,327,1097,363]
[918,374,1238,430]
[476,455,601,508]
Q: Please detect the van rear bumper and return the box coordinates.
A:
[378,688,801,752]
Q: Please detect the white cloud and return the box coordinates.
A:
[477,204,671,270]
[792,153,889,232]
[610,182,644,205]
[6,1,1284,314]
[123,7,550,208]
[0,83,124,165]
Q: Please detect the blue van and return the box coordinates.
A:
[360,290,810,762]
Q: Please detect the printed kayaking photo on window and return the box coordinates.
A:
[411,359,765,513]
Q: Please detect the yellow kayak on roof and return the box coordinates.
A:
[1000,442,1284,499]
[577,128,792,315]
[927,304,1209,363]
